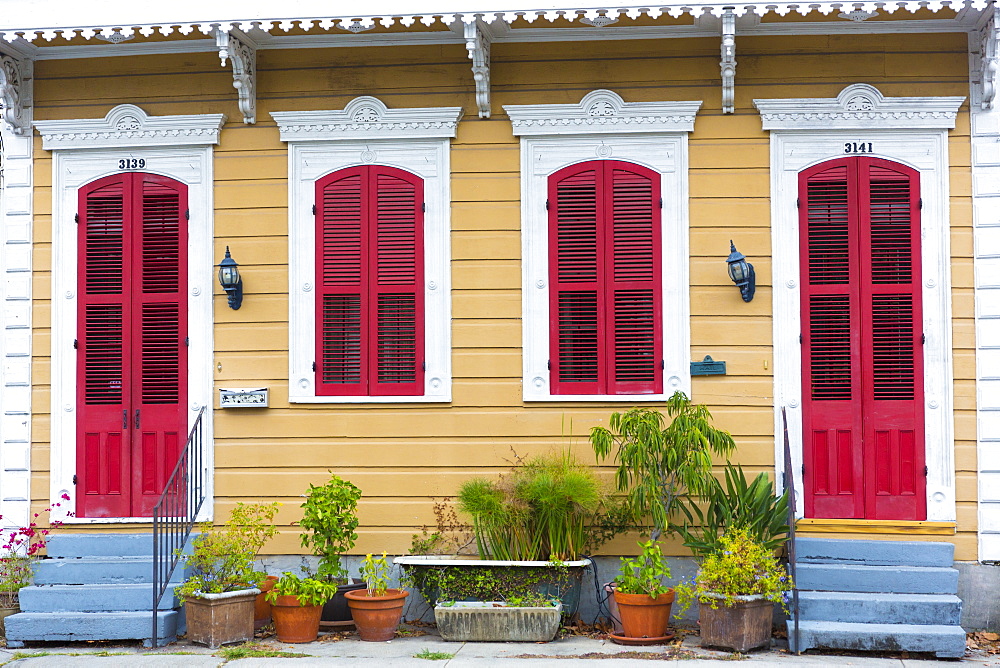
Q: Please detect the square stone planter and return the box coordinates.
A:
[698,595,774,652]
[184,588,260,649]
[435,601,562,642]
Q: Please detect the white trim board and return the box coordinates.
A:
[272,97,459,404]
[505,89,699,402]
[0,121,33,533]
[43,105,220,524]
[755,83,962,524]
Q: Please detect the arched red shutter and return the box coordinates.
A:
[315,166,424,396]
[800,157,924,521]
[548,160,661,395]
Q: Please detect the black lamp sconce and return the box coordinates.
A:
[726,240,755,303]
[218,246,243,310]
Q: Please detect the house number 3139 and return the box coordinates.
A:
[844,142,873,154]
[118,158,146,169]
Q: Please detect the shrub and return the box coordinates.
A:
[298,474,362,582]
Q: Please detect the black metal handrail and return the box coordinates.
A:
[152,405,207,649]
[781,406,800,655]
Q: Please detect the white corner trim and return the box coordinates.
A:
[274,97,453,404]
[512,90,699,403]
[764,85,956,523]
[755,83,965,131]
[271,97,463,142]
[47,143,215,524]
[0,123,33,534]
[34,104,226,150]
[506,89,701,136]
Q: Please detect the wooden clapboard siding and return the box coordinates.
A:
[26,31,979,558]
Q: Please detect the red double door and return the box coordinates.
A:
[800,157,926,521]
[76,173,188,518]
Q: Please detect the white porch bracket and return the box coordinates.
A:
[215,28,256,124]
[0,49,31,136]
[977,6,999,110]
[464,19,491,119]
[721,7,736,114]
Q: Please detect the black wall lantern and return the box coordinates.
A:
[218,246,243,310]
[726,240,755,303]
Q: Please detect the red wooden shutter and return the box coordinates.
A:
[77,175,131,518]
[548,161,662,395]
[800,157,924,521]
[315,166,424,396]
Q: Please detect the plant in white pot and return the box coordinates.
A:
[177,502,280,649]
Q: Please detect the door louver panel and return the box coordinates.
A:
[140,303,180,404]
[83,304,124,404]
[84,183,126,295]
[141,184,181,294]
[315,166,424,396]
[800,157,924,522]
[549,160,661,395]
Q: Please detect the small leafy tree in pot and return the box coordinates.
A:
[298,473,362,583]
[266,571,342,643]
[612,540,675,639]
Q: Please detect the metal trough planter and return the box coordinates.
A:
[435,601,562,642]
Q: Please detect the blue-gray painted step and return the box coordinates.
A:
[795,537,954,568]
[794,562,958,594]
[786,620,966,659]
[18,583,179,612]
[4,611,178,648]
[796,591,961,625]
[46,533,154,558]
[33,557,185,585]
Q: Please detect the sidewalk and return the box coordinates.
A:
[2,628,999,667]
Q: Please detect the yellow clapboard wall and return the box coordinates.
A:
[28,30,977,559]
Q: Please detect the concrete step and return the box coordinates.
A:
[796,591,962,625]
[33,557,185,585]
[46,533,154,558]
[794,563,958,595]
[18,583,180,612]
[795,537,954,568]
[786,620,966,659]
[3,610,178,648]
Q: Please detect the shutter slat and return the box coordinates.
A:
[141,184,181,294]
[555,170,598,284]
[612,289,656,383]
[140,303,180,404]
[84,183,125,295]
[83,304,124,404]
[321,294,363,384]
[808,295,853,400]
[321,174,364,287]
[868,166,913,285]
[806,166,850,285]
[556,290,599,383]
[871,294,915,400]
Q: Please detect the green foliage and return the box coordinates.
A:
[456,451,628,561]
[403,562,575,609]
[678,463,789,557]
[414,649,456,660]
[615,540,672,599]
[298,473,362,582]
[177,502,280,598]
[360,552,391,596]
[216,642,307,659]
[673,526,792,617]
[0,555,33,607]
[590,391,736,543]
[265,571,342,607]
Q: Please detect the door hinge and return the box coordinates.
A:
[185,210,190,221]
[659,197,663,209]
[799,333,802,344]
[422,361,426,371]
[924,465,929,476]
[134,409,140,430]
[72,474,78,485]
[74,213,80,224]
[422,202,426,213]
[661,360,665,369]
[919,198,923,210]
[545,199,549,211]
[73,339,78,349]
[185,336,190,347]
[312,204,317,216]
[312,361,316,372]
[796,198,801,209]
[921,333,926,344]
[801,464,806,475]
[547,359,551,370]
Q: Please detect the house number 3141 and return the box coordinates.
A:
[118,158,146,169]
[844,142,873,154]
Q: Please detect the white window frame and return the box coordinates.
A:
[754,83,965,522]
[505,90,701,402]
[34,104,224,523]
[272,97,460,403]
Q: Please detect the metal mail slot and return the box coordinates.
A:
[220,387,269,408]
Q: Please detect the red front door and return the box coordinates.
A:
[800,157,925,521]
[76,173,188,518]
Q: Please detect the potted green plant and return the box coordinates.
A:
[344,552,409,641]
[612,540,675,642]
[265,571,341,643]
[177,502,280,648]
[298,473,365,623]
[674,527,792,652]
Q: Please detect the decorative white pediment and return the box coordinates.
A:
[270,96,463,142]
[34,104,226,150]
[754,83,965,131]
[504,90,702,136]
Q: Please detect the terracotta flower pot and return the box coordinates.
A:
[270,594,323,643]
[344,588,409,641]
[698,596,774,652]
[254,575,280,629]
[613,589,675,639]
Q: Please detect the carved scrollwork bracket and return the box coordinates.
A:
[216,29,257,124]
[464,20,492,119]
[0,54,30,136]
[980,7,999,111]
[721,9,737,114]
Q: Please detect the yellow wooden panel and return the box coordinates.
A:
[453,349,520,378]
[452,202,521,231]
[691,229,770,258]
[452,146,521,173]
[215,181,288,210]
[690,198,771,226]
[690,170,771,198]
[452,232,520,260]
[214,352,287,382]
[454,119,518,145]
[689,141,770,170]
[452,261,521,291]
[216,152,287,181]
[452,291,521,319]
[453,322,521,348]
[452,175,520,203]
